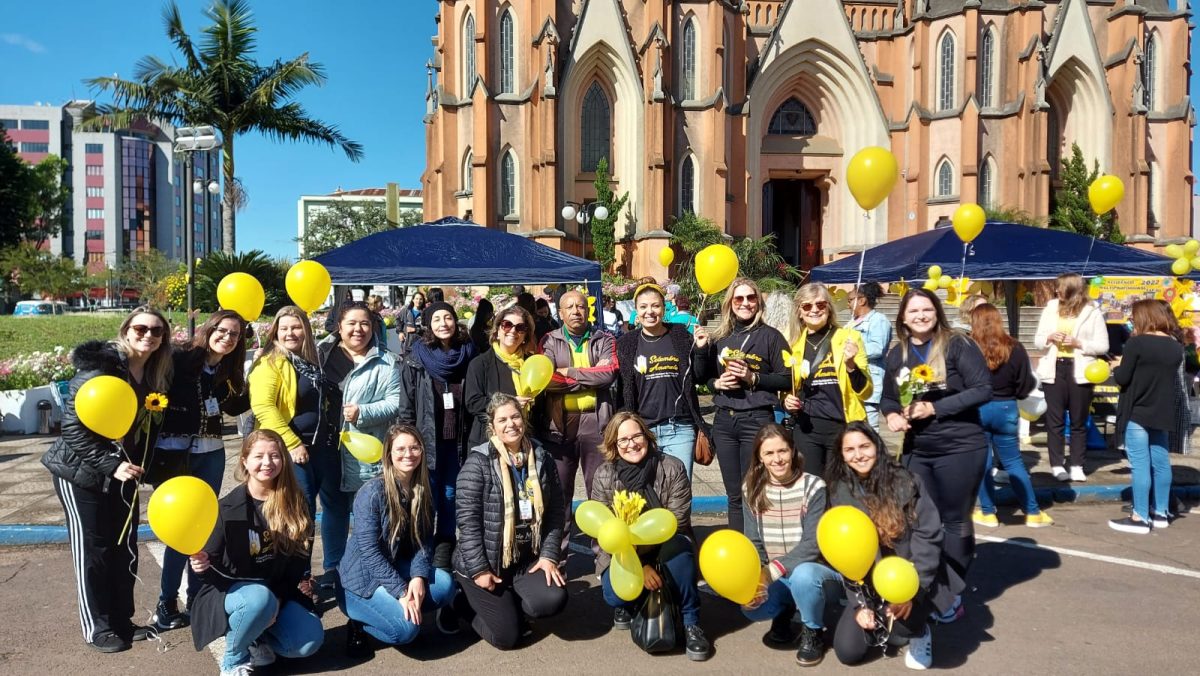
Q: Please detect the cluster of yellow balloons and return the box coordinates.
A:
[147,476,219,555]
[1164,240,1200,277]
[215,259,334,322]
[520,354,554,397]
[846,146,899,211]
[1088,175,1125,215]
[922,265,951,291]
[576,501,677,601]
[695,244,739,295]
[818,506,919,604]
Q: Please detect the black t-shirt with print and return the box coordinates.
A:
[635,332,685,426]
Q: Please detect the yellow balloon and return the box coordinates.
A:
[217,272,265,322]
[1191,257,1200,272]
[629,508,677,545]
[1172,257,1191,277]
[341,430,383,464]
[1186,240,1200,257]
[695,244,739,295]
[75,375,137,440]
[610,548,645,601]
[575,500,615,539]
[1088,175,1125,215]
[923,279,939,291]
[1084,360,1110,384]
[658,247,675,267]
[872,556,920,604]
[927,265,942,280]
[699,529,760,604]
[520,354,555,397]
[817,506,880,582]
[147,476,218,555]
[1165,244,1184,259]
[597,518,632,554]
[286,260,333,314]
[845,146,899,210]
[952,203,986,243]
[938,275,952,289]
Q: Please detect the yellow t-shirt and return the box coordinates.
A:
[1056,316,1077,357]
[563,347,596,412]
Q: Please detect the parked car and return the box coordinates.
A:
[12,300,68,316]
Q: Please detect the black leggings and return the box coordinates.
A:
[833,596,931,665]
[455,565,568,649]
[904,448,988,579]
[792,413,844,478]
[713,407,776,531]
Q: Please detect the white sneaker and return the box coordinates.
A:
[249,641,276,667]
[1069,466,1087,482]
[220,664,254,676]
[1051,466,1069,482]
[904,626,933,670]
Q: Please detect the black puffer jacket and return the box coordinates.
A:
[397,354,471,471]
[158,346,250,441]
[452,440,564,578]
[42,341,158,491]
[615,323,711,443]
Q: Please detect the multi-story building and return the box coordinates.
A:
[421,0,1193,277]
[296,186,423,256]
[1,100,220,273]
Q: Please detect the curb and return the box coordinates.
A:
[4,484,1198,547]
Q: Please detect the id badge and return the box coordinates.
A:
[203,397,220,417]
[442,392,455,410]
[519,499,533,520]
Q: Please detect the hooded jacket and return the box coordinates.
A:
[318,336,401,492]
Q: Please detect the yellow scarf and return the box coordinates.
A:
[491,341,526,395]
[492,436,544,568]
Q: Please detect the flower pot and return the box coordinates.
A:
[0,385,60,434]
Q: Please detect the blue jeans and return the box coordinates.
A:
[159,448,226,603]
[977,400,1040,516]
[429,438,461,542]
[743,562,842,630]
[222,582,323,671]
[341,568,456,645]
[864,403,881,434]
[293,449,351,570]
[651,421,696,480]
[1124,421,1172,521]
[601,535,701,626]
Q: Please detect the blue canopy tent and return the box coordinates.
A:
[809,221,1180,283]
[313,216,603,302]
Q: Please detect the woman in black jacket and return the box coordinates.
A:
[151,310,250,631]
[826,422,963,670]
[42,307,173,653]
[464,305,538,447]
[615,283,710,480]
[189,429,323,675]
[452,392,566,649]
[881,289,991,599]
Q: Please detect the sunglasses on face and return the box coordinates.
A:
[130,324,164,338]
[733,293,758,305]
[499,319,528,334]
[801,301,830,313]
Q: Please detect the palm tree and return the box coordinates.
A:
[85,0,363,253]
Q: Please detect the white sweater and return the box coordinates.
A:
[1033,300,1109,384]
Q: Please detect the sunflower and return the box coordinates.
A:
[911,364,936,383]
[144,392,169,412]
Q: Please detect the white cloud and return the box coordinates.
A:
[1,33,46,54]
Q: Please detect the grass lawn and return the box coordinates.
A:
[0,311,192,361]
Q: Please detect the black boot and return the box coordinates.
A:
[345,620,371,658]
[765,609,796,645]
[796,624,825,666]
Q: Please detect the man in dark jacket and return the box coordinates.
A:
[537,290,618,563]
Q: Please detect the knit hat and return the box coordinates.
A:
[422,301,458,328]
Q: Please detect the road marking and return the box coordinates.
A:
[977,534,1200,580]
[146,542,227,663]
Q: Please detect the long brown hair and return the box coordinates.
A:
[257,305,318,366]
[487,306,537,355]
[825,422,916,548]
[970,303,1016,370]
[599,411,660,464]
[1130,299,1174,335]
[381,424,434,547]
[235,429,312,557]
[711,277,764,342]
[743,424,805,515]
[190,310,248,394]
[896,288,958,380]
[1055,273,1087,317]
[115,306,174,392]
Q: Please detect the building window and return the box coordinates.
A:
[936,159,954,197]
[500,151,517,217]
[723,23,732,96]
[680,155,696,215]
[21,142,49,153]
[462,148,473,193]
[1143,34,1156,110]
[463,13,476,94]
[86,186,104,198]
[1147,162,1159,229]
[20,119,49,130]
[580,82,611,172]
[0,119,17,130]
[980,28,996,109]
[682,19,698,100]
[938,32,956,112]
[86,208,104,219]
[85,230,103,240]
[86,165,103,176]
[499,10,515,94]
[768,98,817,135]
[85,143,103,154]
[978,156,995,208]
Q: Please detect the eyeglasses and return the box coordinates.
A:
[212,326,241,341]
[733,293,758,305]
[130,324,165,338]
[499,319,528,334]
[801,301,830,313]
[616,432,646,449]
[391,445,423,456]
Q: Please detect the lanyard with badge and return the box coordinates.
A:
[510,461,534,521]
[200,367,221,418]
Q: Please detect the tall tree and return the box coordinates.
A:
[85,0,364,253]
[297,202,422,258]
[0,244,86,299]
[23,156,71,249]
[589,157,629,272]
[1049,143,1122,243]
[0,124,31,248]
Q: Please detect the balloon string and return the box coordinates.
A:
[959,241,968,285]
[854,211,868,292]
[1083,233,1097,278]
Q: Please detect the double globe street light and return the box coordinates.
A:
[561,201,609,258]
[173,126,222,339]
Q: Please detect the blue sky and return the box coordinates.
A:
[0,0,438,259]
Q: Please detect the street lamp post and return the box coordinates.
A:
[173,126,221,339]
[560,201,610,259]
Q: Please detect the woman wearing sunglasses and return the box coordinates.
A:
[150,310,251,632]
[465,305,539,448]
[43,306,174,653]
[694,278,791,533]
[783,283,871,476]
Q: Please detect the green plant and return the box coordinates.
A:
[195,250,287,317]
[590,158,629,271]
[667,214,799,310]
[984,205,1043,227]
[0,244,87,299]
[668,212,726,310]
[1050,143,1122,243]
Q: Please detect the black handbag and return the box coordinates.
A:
[630,564,682,654]
[143,448,190,486]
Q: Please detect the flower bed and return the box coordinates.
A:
[0,347,75,391]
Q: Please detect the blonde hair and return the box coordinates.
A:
[115,306,174,392]
[381,424,434,548]
[235,429,313,557]
[789,283,839,343]
[711,277,764,342]
[1056,273,1087,317]
[257,305,318,366]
